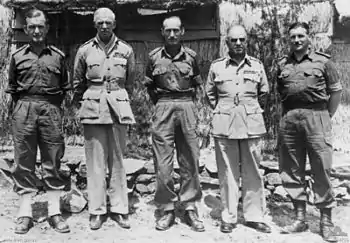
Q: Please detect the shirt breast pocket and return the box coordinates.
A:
[46,65,61,86]
[152,66,167,76]
[176,63,193,78]
[243,72,260,89]
[304,68,324,89]
[87,63,102,80]
[111,57,127,78]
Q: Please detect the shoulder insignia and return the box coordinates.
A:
[211,57,226,64]
[80,38,95,48]
[12,44,29,56]
[149,47,162,57]
[315,51,330,59]
[49,45,65,57]
[117,38,132,49]
[184,47,197,57]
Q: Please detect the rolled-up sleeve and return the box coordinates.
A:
[126,48,136,94]
[192,54,203,86]
[60,56,72,92]
[258,63,269,96]
[324,60,342,94]
[205,64,217,109]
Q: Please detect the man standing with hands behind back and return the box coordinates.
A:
[278,22,342,242]
[73,7,135,231]
[206,25,271,234]
[144,16,205,232]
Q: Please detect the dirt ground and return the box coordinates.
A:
[0,147,350,243]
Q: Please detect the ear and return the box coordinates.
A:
[180,27,185,36]
[161,27,165,37]
[23,25,28,35]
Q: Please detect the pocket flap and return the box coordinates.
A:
[312,69,323,77]
[214,77,232,83]
[244,103,263,114]
[152,66,167,76]
[47,65,61,74]
[279,70,291,78]
[82,89,101,100]
[243,73,259,82]
[114,57,127,66]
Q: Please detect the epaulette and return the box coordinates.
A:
[149,47,162,57]
[12,44,29,56]
[184,47,197,57]
[315,51,330,59]
[49,45,65,57]
[117,38,132,49]
[80,38,95,48]
[211,57,226,64]
[248,55,262,64]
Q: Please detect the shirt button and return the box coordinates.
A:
[236,83,239,85]
[107,68,110,70]
[107,56,110,59]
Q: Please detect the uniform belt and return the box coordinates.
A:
[19,94,62,104]
[157,91,194,99]
[87,81,124,93]
[283,102,327,111]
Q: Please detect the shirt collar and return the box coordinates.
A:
[226,54,251,67]
[288,48,313,62]
[24,44,52,55]
[161,46,186,60]
[93,34,118,50]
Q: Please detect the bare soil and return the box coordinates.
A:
[0,147,349,243]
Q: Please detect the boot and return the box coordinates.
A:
[320,208,338,242]
[281,200,308,233]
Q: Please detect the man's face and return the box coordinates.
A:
[289,26,310,53]
[162,18,184,46]
[95,15,116,39]
[24,15,49,44]
[226,26,247,56]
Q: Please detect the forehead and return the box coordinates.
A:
[227,27,246,38]
[163,18,181,29]
[289,26,308,35]
[26,15,46,26]
[95,15,114,22]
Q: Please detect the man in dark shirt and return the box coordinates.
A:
[144,16,204,232]
[6,9,71,234]
[277,22,342,242]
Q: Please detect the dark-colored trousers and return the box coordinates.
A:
[152,98,202,210]
[278,108,336,208]
[11,99,67,195]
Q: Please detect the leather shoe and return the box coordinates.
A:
[110,213,130,229]
[15,217,33,234]
[48,214,70,233]
[156,210,175,231]
[220,221,236,233]
[281,219,309,234]
[245,221,271,233]
[184,210,205,232]
[89,214,107,230]
[321,221,338,242]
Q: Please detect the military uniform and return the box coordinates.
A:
[144,46,202,211]
[277,50,342,208]
[206,55,269,224]
[6,44,70,217]
[73,34,135,215]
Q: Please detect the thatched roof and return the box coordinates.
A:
[1,0,218,10]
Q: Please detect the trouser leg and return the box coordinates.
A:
[305,110,336,208]
[17,192,35,218]
[37,102,67,192]
[152,102,177,209]
[12,100,40,195]
[107,123,128,214]
[240,138,265,222]
[215,138,240,224]
[176,101,201,209]
[279,111,308,202]
[84,124,108,215]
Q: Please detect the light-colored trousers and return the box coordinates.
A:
[214,137,266,224]
[83,124,128,215]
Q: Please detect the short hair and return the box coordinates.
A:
[226,24,247,36]
[93,7,115,23]
[288,22,310,34]
[24,8,48,25]
[162,16,182,29]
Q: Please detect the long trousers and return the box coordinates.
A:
[214,137,266,223]
[83,123,128,215]
[12,99,67,195]
[152,98,202,211]
[279,108,336,208]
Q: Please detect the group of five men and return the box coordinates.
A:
[6,6,341,242]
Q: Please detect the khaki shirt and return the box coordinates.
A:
[206,55,269,139]
[277,51,342,108]
[73,34,136,124]
[6,44,70,103]
[144,46,202,102]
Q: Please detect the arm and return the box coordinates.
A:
[324,60,342,118]
[6,56,18,99]
[60,55,72,101]
[205,64,217,110]
[144,57,158,104]
[72,47,87,105]
[192,54,204,105]
[125,48,136,96]
[258,63,270,109]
